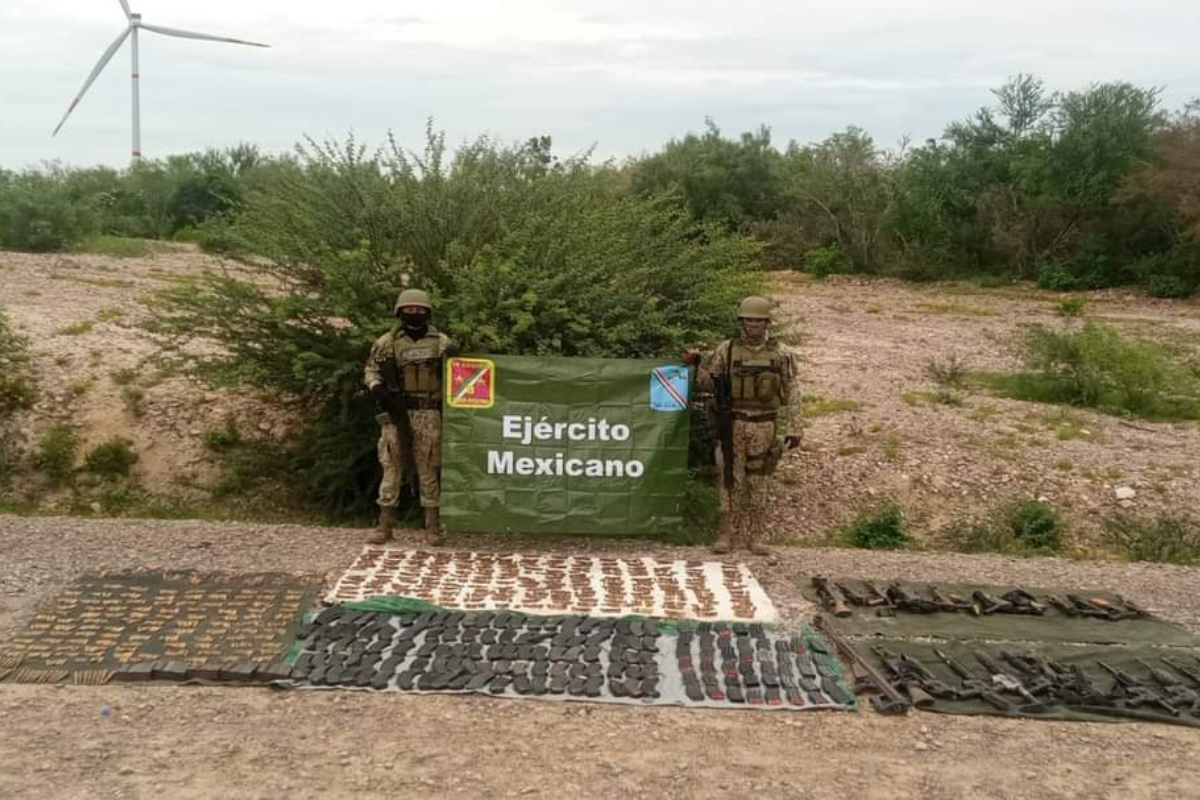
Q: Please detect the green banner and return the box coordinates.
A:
[440,355,691,535]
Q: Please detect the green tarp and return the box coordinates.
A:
[864,638,1200,728]
[803,578,1199,647]
[440,355,690,535]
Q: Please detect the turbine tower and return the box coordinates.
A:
[53,0,269,164]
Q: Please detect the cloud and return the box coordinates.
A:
[3,0,1198,167]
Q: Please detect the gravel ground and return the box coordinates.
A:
[3,514,1200,799]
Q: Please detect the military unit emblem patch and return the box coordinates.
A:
[446,358,495,408]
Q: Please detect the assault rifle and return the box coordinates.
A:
[1161,656,1200,689]
[711,351,736,491]
[378,356,419,491]
[974,651,1046,710]
[812,618,909,714]
[933,648,1012,711]
[812,576,851,618]
[869,645,948,707]
[1137,659,1200,712]
[885,583,940,614]
[927,585,973,613]
[1099,661,1180,716]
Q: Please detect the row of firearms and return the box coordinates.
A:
[865,644,1200,718]
[812,577,1149,620]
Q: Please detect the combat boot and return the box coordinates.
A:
[711,519,735,555]
[423,507,444,547]
[744,528,773,559]
[368,506,395,545]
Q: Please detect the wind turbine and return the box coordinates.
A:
[52,0,269,164]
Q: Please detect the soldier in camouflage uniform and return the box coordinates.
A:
[364,288,458,546]
[684,296,801,556]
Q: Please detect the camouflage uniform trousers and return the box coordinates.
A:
[715,419,777,543]
[376,409,443,509]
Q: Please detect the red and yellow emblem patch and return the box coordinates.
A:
[446,358,495,409]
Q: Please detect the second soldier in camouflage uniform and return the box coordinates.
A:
[685,296,801,556]
[364,288,458,546]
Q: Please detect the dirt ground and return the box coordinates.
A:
[2,246,1198,543]
[3,516,1200,800]
[3,248,1200,797]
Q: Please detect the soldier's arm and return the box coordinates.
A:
[363,334,390,390]
[695,341,729,393]
[439,333,460,358]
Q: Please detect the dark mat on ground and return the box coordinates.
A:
[804,577,1197,647]
[852,637,1200,728]
[0,570,321,685]
[284,600,855,711]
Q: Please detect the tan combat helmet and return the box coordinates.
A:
[737,295,772,320]
[394,288,432,316]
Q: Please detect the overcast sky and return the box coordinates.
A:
[2,0,1198,169]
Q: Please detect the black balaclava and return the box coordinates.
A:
[399,309,429,338]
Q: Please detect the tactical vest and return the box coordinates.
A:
[726,339,787,413]
[392,330,444,400]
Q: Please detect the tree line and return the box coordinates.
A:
[2,75,1196,297]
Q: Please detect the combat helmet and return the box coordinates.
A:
[394,288,432,316]
[737,295,772,320]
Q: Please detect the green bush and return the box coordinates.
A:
[0,167,97,252]
[0,308,36,421]
[844,505,911,549]
[1102,513,1200,565]
[1036,261,1077,291]
[203,418,243,452]
[82,439,139,478]
[1144,274,1192,298]
[147,129,763,518]
[1003,500,1064,552]
[1133,242,1199,298]
[804,245,851,278]
[1056,297,1087,317]
[983,321,1200,419]
[944,500,1064,555]
[674,474,719,545]
[33,424,78,486]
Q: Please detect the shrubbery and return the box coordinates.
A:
[843,505,911,549]
[944,499,1065,555]
[1103,513,1200,565]
[981,321,1200,420]
[148,130,763,517]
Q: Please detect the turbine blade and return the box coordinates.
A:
[138,23,270,48]
[52,26,132,137]
[116,0,131,19]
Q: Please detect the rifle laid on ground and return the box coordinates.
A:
[869,645,952,707]
[1099,661,1180,716]
[1162,656,1200,689]
[814,616,910,715]
[1137,659,1200,713]
[812,577,852,618]
[974,651,1047,710]
[933,648,1012,711]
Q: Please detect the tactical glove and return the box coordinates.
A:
[369,383,390,408]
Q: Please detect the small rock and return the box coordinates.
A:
[1119,499,1135,509]
[258,422,272,432]
[914,741,929,751]
[119,767,135,776]
[1115,486,1136,500]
